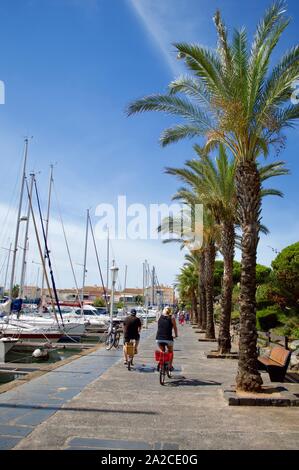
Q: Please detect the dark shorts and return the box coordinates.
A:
[124,334,140,344]
[156,339,174,346]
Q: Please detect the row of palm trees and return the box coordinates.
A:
[166,146,288,352]
[128,1,299,391]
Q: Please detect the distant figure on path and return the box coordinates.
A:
[179,311,185,325]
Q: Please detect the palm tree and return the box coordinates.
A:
[203,210,218,339]
[159,197,219,340]
[157,200,207,328]
[167,147,289,353]
[181,252,200,322]
[176,262,199,321]
[168,144,235,350]
[128,1,299,390]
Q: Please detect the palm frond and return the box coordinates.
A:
[168,75,211,106]
[261,188,284,198]
[160,124,204,147]
[250,1,287,60]
[259,223,270,235]
[213,10,233,72]
[174,42,226,96]
[258,160,290,181]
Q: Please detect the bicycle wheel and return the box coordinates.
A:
[114,332,120,348]
[128,357,132,371]
[167,364,172,378]
[105,333,114,350]
[159,364,166,385]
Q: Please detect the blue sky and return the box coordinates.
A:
[0,0,298,290]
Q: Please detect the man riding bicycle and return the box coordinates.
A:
[123,308,142,365]
[156,306,178,370]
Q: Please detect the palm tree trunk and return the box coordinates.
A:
[197,274,202,328]
[205,241,216,339]
[191,291,198,323]
[218,222,235,353]
[199,252,206,330]
[235,161,263,392]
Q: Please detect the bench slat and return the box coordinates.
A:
[258,345,291,382]
[258,357,281,367]
[269,346,290,366]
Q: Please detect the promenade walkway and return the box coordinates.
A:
[1,323,298,450]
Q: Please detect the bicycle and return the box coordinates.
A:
[124,340,136,370]
[155,349,174,385]
[105,321,120,350]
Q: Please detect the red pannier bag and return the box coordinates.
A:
[155,350,173,362]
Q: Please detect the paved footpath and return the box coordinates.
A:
[1,324,299,450]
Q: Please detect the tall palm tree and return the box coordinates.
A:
[182,252,200,322]
[176,261,199,321]
[167,148,289,353]
[203,210,218,339]
[159,197,219,340]
[168,144,235,350]
[157,200,206,327]
[128,2,299,390]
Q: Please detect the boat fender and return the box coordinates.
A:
[32,348,49,359]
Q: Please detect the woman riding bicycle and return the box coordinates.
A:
[156,306,178,370]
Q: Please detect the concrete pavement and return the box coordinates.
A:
[1,323,298,450]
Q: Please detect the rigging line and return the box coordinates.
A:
[155,271,161,289]
[24,177,58,325]
[0,251,8,278]
[0,155,23,250]
[32,177,64,327]
[88,213,109,310]
[52,182,83,309]
[50,252,62,292]
[108,236,116,266]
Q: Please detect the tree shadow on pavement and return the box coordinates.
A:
[166,378,221,387]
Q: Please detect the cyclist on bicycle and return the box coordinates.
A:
[123,308,142,365]
[156,306,178,370]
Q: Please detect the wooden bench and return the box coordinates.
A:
[258,346,291,382]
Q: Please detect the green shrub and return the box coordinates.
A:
[273,324,297,338]
[291,328,299,339]
[271,241,299,308]
[93,297,105,307]
[232,261,241,283]
[256,306,281,331]
[232,284,240,303]
[213,303,221,321]
[231,310,240,322]
[256,283,275,309]
[256,264,271,284]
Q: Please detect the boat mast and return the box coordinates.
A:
[41,164,54,303]
[143,260,149,328]
[142,263,145,303]
[106,228,109,291]
[25,174,58,322]
[123,264,127,309]
[9,138,29,299]
[151,265,155,306]
[3,243,12,294]
[81,209,89,308]
[19,173,34,298]
[88,213,109,310]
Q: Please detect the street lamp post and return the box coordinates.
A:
[109,260,119,323]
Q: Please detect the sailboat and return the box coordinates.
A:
[0,141,64,342]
